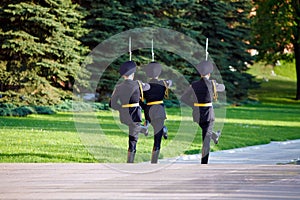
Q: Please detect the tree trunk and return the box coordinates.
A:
[295,43,300,100]
[292,0,300,100]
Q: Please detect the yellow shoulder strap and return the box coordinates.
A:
[137,80,144,102]
[163,80,169,99]
[212,80,218,101]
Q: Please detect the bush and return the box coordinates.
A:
[164,99,180,108]
[0,103,16,116]
[54,100,109,112]
[0,100,109,117]
[0,103,16,109]
[11,106,35,117]
[0,107,12,116]
[0,103,56,117]
[33,106,56,115]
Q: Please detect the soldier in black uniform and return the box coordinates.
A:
[109,60,150,163]
[181,60,225,164]
[142,62,172,163]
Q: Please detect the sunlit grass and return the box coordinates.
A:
[1,100,299,163]
[0,113,95,162]
[225,118,300,127]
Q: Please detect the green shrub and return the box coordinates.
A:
[0,108,12,116]
[33,106,56,115]
[11,106,35,117]
[164,99,180,108]
[54,101,72,111]
[0,100,118,117]
[0,103,56,116]
[0,103,16,109]
[54,100,109,112]
[0,103,16,116]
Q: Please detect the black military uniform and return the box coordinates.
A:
[109,61,150,163]
[181,61,225,164]
[142,62,172,163]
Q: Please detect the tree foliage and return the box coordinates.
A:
[0,0,90,105]
[252,0,300,100]
[78,0,257,103]
[0,0,258,105]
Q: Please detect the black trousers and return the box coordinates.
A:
[199,121,214,164]
[151,118,164,151]
[128,122,141,152]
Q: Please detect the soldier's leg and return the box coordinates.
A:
[151,119,164,163]
[200,122,213,164]
[127,124,139,163]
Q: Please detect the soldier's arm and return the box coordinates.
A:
[138,81,149,109]
[216,82,225,92]
[180,86,194,107]
[212,80,225,92]
[166,80,172,87]
[109,88,122,110]
[141,82,150,91]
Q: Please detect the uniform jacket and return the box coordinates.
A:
[181,77,225,124]
[142,79,171,122]
[110,79,149,125]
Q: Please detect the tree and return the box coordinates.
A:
[252,0,300,100]
[79,0,256,103]
[75,0,140,102]
[0,0,90,105]
[167,0,257,102]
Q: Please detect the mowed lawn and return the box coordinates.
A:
[0,62,300,163]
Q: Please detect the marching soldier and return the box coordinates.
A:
[142,62,172,163]
[181,60,225,164]
[109,60,150,163]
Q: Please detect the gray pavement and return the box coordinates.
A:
[1,164,300,199]
[1,140,300,199]
[160,139,300,164]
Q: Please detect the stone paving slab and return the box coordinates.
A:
[1,164,300,199]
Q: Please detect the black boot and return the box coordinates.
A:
[162,126,168,139]
[151,147,160,164]
[127,150,136,163]
[201,154,209,164]
[212,130,221,144]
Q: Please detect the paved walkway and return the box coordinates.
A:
[160,139,300,164]
[1,164,300,199]
[1,140,300,199]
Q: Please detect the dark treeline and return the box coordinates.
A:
[0,0,262,105]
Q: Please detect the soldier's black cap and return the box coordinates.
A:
[196,60,213,76]
[119,61,136,76]
[145,62,162,78]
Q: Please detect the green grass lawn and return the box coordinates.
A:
[0,113,96,162]
[1,61,299,163]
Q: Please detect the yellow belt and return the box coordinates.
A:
[122,103,139,108]
[147,100,163,105]
[194,102,212,107]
